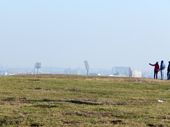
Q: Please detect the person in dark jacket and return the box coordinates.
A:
[167,61,170,80]
[160,60,165,80]
[149,62,159,79]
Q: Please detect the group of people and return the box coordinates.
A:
[149,60,170,80]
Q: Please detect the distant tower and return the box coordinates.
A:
[129,67,132,77]
[35,62,41,74]
[84,60,90,75]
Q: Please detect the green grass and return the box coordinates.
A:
[0,74,170,126]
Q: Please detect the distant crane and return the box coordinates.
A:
[84,60,89,76]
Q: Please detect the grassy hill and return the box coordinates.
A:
[0,74,170,126]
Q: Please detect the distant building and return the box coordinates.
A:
[64,69,80,75]
[89,73,101,76]
[3,72,8,76]
[132,70,142,78]
[112,67,132,77]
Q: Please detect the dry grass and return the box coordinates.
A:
[0,74,170,126]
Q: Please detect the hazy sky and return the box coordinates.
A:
[1,0,170,71]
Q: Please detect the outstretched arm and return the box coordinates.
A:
[149,63,155,66]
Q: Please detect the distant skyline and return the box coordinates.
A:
[1,0,170,71]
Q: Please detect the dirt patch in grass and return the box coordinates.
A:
[98,120,138,125]
[2,97,16,101]
[28,88,52,91]
[62,88,81,92]
[98,120,124,124]
[148,124,164,127]
[9,101,22,105]
[150,116,170,120]
[19,97,27,100]
[158,116,170,120]
[28,79,41,81]
[34,104,58,108]
[62,111,82,116]
[61,119,138,125]
[62,120,84,124]
[30,123,43,126]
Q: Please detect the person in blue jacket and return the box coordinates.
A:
[160,60,165,80]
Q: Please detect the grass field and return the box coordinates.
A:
[0,74,170,127]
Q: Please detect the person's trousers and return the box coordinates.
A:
[154,71,158,79]
[160,70,164,80]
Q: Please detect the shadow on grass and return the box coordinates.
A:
[65,100,102,105]
[22,99,103,105]
[2,97,16,101]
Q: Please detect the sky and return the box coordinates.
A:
[0,0,170,71]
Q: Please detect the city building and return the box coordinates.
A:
[112,67,132,77]
[64,69,80,75]
[132,70,142,78]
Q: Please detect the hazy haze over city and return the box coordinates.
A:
[1,0,170,71]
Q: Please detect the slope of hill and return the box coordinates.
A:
[0,74,170,126]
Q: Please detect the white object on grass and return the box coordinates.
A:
[158,100,164,103]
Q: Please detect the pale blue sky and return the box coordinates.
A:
[0,0,170,71]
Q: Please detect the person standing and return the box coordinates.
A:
[167,61,170,80]
[159,60,165,80]
[149,62,159,79]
